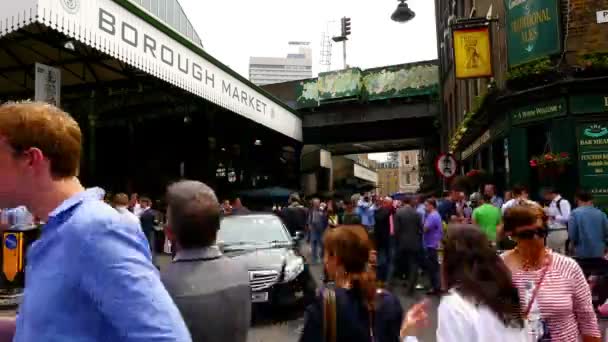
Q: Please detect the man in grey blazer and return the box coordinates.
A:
[392,197,424,295]
[161,180,251,342]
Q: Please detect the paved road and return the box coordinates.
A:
[0,251,439,342]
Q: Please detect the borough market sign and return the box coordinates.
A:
[0,0,302,141]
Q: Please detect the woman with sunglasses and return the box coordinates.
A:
[502,204,600,341]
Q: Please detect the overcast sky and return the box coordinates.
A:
[179,0,438,77]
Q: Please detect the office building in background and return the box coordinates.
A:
[249,42,312,86]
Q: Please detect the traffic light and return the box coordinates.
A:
[341,17,351,37]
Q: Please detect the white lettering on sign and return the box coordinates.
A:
[19,0,303,141]
[461,130,491,160]
[597,10,608,24]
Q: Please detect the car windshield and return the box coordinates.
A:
[219,216,290,246]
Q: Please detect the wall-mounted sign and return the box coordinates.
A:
[34,63,61,106]
[505,0,561,66]
[510,98,566,125]
[597,10,608,24]
[353,164,378,184]
[570,94,608,115]
[577,122,608,207]
[453,26,493,79]
[435,153,458,179]
[461,130,491,160]
[6,0,303,140]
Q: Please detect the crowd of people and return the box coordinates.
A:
[0,101,607,342]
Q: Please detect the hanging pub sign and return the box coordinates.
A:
[505,0,561,67]
[34,63,61,106]
[453,26,493,79]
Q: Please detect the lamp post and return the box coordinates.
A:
[391,0,415,23]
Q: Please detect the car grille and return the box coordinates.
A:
[249,270,280,291]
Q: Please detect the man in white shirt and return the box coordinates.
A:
[129,193,143,217]
[543,188,571,254]
[501,185,529,214]
[113,193,140,226]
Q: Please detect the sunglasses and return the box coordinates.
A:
[513,226,548,240]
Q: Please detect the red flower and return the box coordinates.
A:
[530,160,537,167]
[560,152,569,158]
[544,154,554,161]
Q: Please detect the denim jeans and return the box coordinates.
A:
[376,247,389,282]
[310,230,324,263]
[425,247,440,291]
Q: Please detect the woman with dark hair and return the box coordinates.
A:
[501,204,600,342]
[300,225,403,342]
[402,224,526,341]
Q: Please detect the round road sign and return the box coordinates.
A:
[435,153,458,179]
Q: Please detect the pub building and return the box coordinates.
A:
[436,0,608,204]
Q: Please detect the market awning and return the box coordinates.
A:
[0,0,302,141]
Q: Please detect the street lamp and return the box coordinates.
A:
[391,0,415,23]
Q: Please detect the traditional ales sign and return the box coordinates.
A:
[505,0,561,66]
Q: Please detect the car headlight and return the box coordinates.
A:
[282,255,304,283]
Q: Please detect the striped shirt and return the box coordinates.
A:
[509,252,600,341]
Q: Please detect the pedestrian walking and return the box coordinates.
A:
[423,199,443,295]
[402,225,526,341]
[502,203,600,341]
[113,193,140,225]
[472,193,502,244]
[280,193,308,237]
[357,195,376,233]
[569,190,608,259]
[139,196,158,252]
[501,184,529,214]
[161,180,250,342]
[300,226,403,342]
[373,197,393,283]
[392,197,424,294]
[484,183,504,208]
[231,197,250,215]
[0,102,190,341]
[543,188,571,254]
[308,198,327,264]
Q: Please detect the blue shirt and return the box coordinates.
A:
[423,211,443,249]
[357,200,376,227]
[416,204,426,224]
[14,188,191,342]
[569,205,608,258]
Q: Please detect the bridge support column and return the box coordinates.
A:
[300,146,332,196]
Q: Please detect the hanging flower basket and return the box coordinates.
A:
[530,152,570,179]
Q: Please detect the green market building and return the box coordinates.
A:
[436,0,608,204]
[0,0,303,199]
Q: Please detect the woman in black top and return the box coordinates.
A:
[300,225,403,342]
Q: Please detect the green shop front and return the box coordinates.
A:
[506,94,608,204]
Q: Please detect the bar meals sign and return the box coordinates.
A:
[0,0,302,141]
[505,0,561,67]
